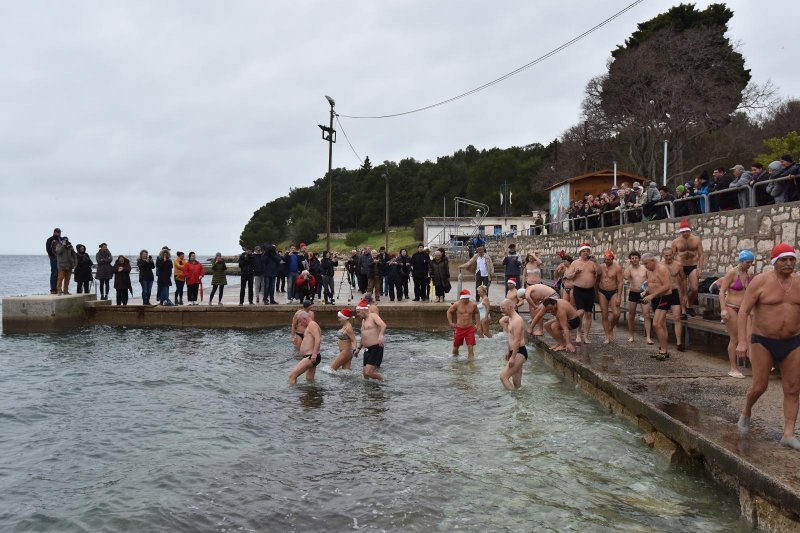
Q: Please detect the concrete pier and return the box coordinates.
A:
[533,325,800,531]
[2,294,96,332]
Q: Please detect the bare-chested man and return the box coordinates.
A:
[623,251,652,344]
[530,297,580,353]
[499,299,527,390]
[736,243,800,450]
[525,283,561,337]
[354,299,387,381]
[447,289,480,359]
[505,278,523,309]
[290,300,315,349]
[288,312,322,384]
[641,253,672,360]
[671,219,704,317]
[563,243,598,344]
[661,248,686,351]
[597,250,623,344]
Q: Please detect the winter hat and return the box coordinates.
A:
[780,154,794,164]
[677,219,691,233]
[302,300,313,308]
[356,299,370,310]
[459,289,471,300]
[676,185,685,194]
[507,278,517,286]
[738,250,755,263]
[338,308,352,320]
[603,250,615,260]
[771,243,797,265]
[578,243,591,253]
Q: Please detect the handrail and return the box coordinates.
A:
[704,184,750,211]
[521,175,797,239]
[751,174,798,204]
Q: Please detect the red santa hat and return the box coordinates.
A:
[677,219,691,233]
[771,243,798,265]
[578,243,591,253]
[356,299,370,310]
[459,289,471,299]
[507,278,517,286]
[337,308,353,320]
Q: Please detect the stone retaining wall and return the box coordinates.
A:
[485,202,800,274]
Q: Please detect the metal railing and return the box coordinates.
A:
[751,174,798,205]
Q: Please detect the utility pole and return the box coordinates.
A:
[319,96,336,253]
[382,169,389,251]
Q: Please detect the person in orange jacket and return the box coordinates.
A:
[173,251,187,305]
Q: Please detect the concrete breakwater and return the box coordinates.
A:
[486,201,800,274]
[533,334,800,531]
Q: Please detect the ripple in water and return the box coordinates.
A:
[0,327,750,531]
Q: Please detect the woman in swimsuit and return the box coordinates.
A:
[330,308,357,370]
[523,252,543,287]
[719,249,755,379]
[477,285,491,338]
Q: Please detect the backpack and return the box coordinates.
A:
[698,276,719,294]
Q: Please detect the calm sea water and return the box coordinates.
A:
[0,256,749,531]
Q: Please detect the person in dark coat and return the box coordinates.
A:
[262,245,281,305]
[155,248,174,305]
[320,251,338,305]
[238,247,256,305]
[410,244,431,302]
[357,247,374,294]
[429,248,450,303]
[309,253,323,301]
[95,243,113,300]
[73,244,94,294]
[398,248,411,300]
[113,255,132,306]
[137,250,155,305]
[386,254,404,302]
[46,227,61,294]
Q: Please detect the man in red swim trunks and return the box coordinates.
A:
[447,289,480,360]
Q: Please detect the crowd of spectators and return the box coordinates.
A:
[565,154,800,230]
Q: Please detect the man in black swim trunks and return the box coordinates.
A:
[671,219,703,317]
[288,312,322,384]
[563,243,598,345]
[500,299,527,390]
[530,297,579,353]
[354,299,387,381]
[641,253,672,360]
[736,243,800,450]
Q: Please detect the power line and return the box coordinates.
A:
[335,114,363,165]
[339,0,645,119]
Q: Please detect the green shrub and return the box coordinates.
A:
[345,231,369,247]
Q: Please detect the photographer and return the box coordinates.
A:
[137,250,155,305]
[238,247,256,305]
[263,244,281,305]
[345,250,357,290]
[156,248,174,306]
[55,235,77,295]
[320,251,338,304]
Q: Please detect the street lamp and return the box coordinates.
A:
[382,170,389,251]
[319,95,336,252]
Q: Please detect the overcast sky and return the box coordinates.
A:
[1,1,797,255]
